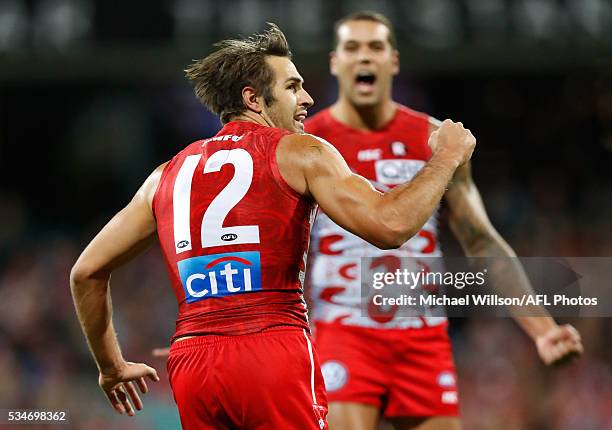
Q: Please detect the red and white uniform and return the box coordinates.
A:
[305,106,459,418]
[154,121,327,430]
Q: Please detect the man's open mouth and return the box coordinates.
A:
[355,71,377,92]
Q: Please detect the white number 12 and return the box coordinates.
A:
[172,149,260,253]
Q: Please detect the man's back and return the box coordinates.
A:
[153,121,314,339]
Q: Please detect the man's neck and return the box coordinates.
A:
[330,98,397,131]
[231,111,272,127]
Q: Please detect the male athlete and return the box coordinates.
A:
[70,24,476,429]
[304,12,584,430]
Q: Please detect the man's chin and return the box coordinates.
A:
[293,120,305,133]
[350,93,381,108]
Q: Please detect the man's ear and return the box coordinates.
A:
[330,51,338,77]
[392,49,400,75]
[242,86,263,113]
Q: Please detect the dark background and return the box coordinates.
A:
[0,0,611,429]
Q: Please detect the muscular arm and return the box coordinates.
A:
[277,128,469,250]
[70,163,166,413]
[438,119,582,364]
[445,162,553,326]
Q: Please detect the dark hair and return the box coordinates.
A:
[333,11,397,49]
[185,23,292,123]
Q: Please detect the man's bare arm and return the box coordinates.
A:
[278,120,475,250]
[70,163,166,414]
[445,156,583,365]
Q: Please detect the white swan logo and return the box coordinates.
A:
[321,361,348,392]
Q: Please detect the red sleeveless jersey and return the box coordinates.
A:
[153,121,315,339]
[305,105,431,174]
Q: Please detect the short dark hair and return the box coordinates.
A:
[185,23,292,123]
[333,11,397,49]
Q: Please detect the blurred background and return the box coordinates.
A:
[0,0,611,429]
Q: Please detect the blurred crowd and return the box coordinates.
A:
[1,68,611,429]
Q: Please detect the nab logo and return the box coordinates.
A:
[178,251,262,303]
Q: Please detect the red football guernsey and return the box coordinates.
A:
[153,121,315,339]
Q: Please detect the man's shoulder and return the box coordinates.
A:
[278,133,340,167]
[395,104,431,124]
[279,131,328,149]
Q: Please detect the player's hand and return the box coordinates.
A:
[99,361,160,416]
[429,119,476,166]
[535,324,583,366]
[152,347,171,357]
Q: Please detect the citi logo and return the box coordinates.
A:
[178,251,262,303]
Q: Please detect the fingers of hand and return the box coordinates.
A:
[553,342,570,360]
[557,337,583,356]
[144,364,160,382]
[551,349,580,366]
[127,362,160,383]
[465,129,475,145]
[137,377,148,394]
[124,381,143,411]
[105,389,126,415]
[100,363,160,415]
[545,335,583,365]
[553,327,583,350]
[562,324,582,342]
[116,386,135,416]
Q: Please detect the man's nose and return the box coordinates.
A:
[300,89,314,109]
[357,47,372,63]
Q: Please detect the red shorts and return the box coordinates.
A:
[314,322,459,418]
[167,327,328,430]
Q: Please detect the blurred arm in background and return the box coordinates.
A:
[70,163,167,415]
[435,117,584,365]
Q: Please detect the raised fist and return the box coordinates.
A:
[428,119,476,166]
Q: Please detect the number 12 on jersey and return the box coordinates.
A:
[172,149,260,254]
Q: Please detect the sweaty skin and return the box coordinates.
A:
[71,53,474,416]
